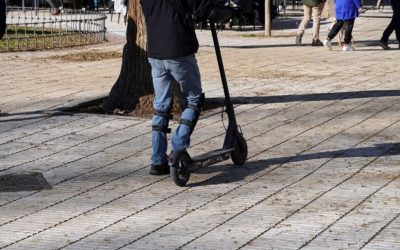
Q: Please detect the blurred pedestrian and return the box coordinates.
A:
[379,0,400,50]
[46,0,61,15]
[295,0,326,46]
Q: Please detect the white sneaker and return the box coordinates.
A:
[323,39,332,50]
[342,44,354,51]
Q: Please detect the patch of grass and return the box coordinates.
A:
[239,32,296,38]
[4,25,53,37]
[240,33,259,38]
[48,50,122,62]
[0,26,103,52]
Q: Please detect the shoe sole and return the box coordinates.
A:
[150,165,170,175]
[379,43,391,50]
[150,170,170,175]
[323,44,332,50]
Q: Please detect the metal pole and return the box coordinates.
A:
[34,0,38,16]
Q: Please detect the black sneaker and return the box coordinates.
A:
[312,39,323,46]
[150,163,170,175]
[295,34,303,46]
[379,40,391,50]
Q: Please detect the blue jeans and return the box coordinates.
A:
[148,55,203,166]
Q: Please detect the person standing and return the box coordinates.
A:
[323,0,362,51]
[0,0,6,39]
[295,0,326,46]
[140,0,232,175]
[379,0,400,50]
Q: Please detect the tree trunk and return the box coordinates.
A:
[102,0,153,115]
[265,0,271,37]
[322,0,335,19]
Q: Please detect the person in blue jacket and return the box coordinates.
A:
[323,0,362,51]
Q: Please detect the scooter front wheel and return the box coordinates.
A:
[231,133,248,166]
[171,151,192,187]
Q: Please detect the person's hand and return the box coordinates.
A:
[208,6,233,22]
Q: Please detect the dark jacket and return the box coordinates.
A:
[140,0,213,59]
[0,0,6,39]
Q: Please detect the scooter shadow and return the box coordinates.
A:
[205,90,400,105]
[187,142,400,187]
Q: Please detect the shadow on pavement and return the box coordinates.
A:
[0,111,73,123]
[206,90,400,105]
[0,172,52,192]
[189,142,400,187]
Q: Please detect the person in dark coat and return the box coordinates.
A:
[140,0,232,175]
[0,0,6,39]
[379,0,400,49]
[323,0,362,51]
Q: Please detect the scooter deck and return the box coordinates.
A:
[190,148,234,171]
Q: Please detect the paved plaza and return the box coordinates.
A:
[0,5,400,250]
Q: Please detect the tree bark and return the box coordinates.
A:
[102,0,154,115]
[265,0,271,37]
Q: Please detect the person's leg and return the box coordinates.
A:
[380,0,398,49]
[327,19,344,40]
[343,18,355,45]
[381,16,395,43]
[46,0,61,15]
[337,21,347,47]
[324,19,344,49]
[296,5,311,45]
[148,58,174,173]
[392,0,400,45]
[311,1,325,41]
[341,19,355,51]
[166,55,203,152]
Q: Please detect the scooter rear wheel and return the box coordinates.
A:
[171,151,192,187]
[231,133,248,166]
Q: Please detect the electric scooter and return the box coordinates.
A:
[170,21,248,187]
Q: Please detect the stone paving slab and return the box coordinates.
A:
[0,5,400,250]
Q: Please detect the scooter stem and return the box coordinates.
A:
[210,22,237,127]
